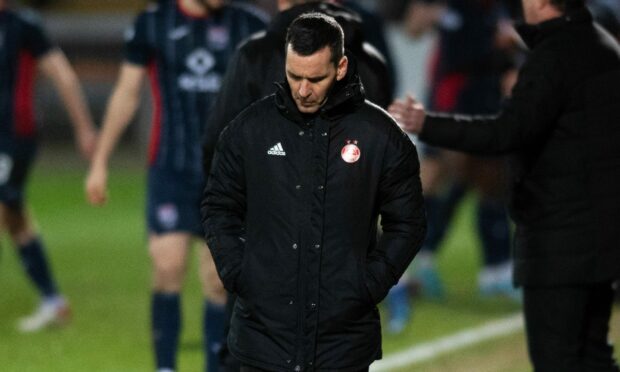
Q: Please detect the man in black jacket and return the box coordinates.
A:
[202,0,393,177]
[202,2,396,369]
[389,0,620,370]
[203,13,426,372]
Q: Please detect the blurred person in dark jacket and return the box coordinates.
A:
[390,0,620,370]
[203,13,426,372]
[587,0,620,305]
[201,1,395,368]
[588,0,620,39]
[202,0,394,177]
[330,0,396,94]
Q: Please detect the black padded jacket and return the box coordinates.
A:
[202,71,425,371]
[420,8,620,286]
[202,1,394,179]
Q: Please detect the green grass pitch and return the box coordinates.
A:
[0,150,617,371]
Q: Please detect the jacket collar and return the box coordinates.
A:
[516,7,593,49]
[274,57,365,125]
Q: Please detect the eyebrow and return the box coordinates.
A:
[287,70,328,82]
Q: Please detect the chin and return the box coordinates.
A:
[297,104,318,114]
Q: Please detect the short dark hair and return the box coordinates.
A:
[285,12,345,66]
[550,0,585,12]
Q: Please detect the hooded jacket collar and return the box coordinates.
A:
[274,56,365,125]
[516,7,593,49]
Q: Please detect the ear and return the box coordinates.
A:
[336,56,348,81]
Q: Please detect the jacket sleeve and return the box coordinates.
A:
[201,122,247,293]
[202,46,259,178]
[419,50,565,155]
[365,126,427,304]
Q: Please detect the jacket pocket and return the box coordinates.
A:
[356,260,375,306]
[233,253,249,297]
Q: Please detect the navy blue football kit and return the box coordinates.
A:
[123,1,264,235]
[0,9,52,207]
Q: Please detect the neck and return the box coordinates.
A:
[530,6,564,25]
[179,0,209,17]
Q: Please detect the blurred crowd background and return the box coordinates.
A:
[2,1,620,370]
[14,0,620,321]
[16,0,620,152]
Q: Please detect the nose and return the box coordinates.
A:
[298,80,312,99]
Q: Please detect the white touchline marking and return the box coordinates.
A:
[370,313,524,371]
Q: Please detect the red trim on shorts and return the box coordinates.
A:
[148,62,163,166]
[13,51,36,138]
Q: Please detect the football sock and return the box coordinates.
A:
[204,300,225,372]
[421,195,444,253]
[423,182,465,253]
[152,292,181,370]
[477,198,511,266]
[17,237,58,297]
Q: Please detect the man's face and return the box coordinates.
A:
[285,44,348,114]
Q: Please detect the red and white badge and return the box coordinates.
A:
[341,140,361,163]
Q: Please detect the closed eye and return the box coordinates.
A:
[308,76,327,83]
[287,71,327,84]
[287,71,302,81]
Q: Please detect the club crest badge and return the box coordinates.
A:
[157,203,179,230]
[341,140,361,163]
[207,26,230,50]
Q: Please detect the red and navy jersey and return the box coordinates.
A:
[428,0,506,114]
[125,1,266,174]
[0,9,53,140]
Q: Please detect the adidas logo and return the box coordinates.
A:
[267,142,286,156]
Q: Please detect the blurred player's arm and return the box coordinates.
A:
[38,50,97,159]
[85,63,146,205]
[389,51,564,155]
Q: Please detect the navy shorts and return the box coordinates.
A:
[0,138,37,210]
[146,167,205,236]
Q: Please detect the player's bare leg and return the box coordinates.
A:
[150,233,190,292]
